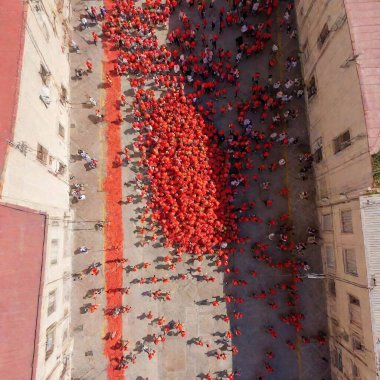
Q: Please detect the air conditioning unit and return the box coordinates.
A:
[40,86,52,106]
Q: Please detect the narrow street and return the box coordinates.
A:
[69,1,330,379]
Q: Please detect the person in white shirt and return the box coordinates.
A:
[81,17,88,29]
[284,79,294,90]
[252,2,259,15]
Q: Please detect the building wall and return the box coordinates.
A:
[0,1,73,379]
[1,0,70,212]
[297,0,372,199]
[295,1,377,379]
[360,195,380,378]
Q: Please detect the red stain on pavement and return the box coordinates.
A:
[102,3,124,377]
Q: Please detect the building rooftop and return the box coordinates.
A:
[0,204,46,380]
[0,0,26,178]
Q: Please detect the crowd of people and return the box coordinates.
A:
[72,0,328,379]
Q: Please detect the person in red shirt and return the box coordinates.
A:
[92,32,99,45]
[85,59,93,72]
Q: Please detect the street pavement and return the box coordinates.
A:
[70,1,330,379]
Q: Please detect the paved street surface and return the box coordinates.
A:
[70,1,330,379]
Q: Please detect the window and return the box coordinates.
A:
[352,362,360,380]
[349,295,361,326]
[36,12,50,42]
[57,161,67,175]
[37,144,48,165]
[322,214,333,231]
[314,146,323,163]
[352,336,364,351]
[63,277,70,303]
[40,64,50,84]
[45,324,56,360]
[341,210,353,233]
[63,228,70,257]
[302,41,310,62]
[328,280,336,297]
[319,177,328,199]
[326,246,335,269]
[333,347,343,372]
[51,219,60,227]
[312,137,323,163]
[63,275,70,316]
[50,157,67,175]
[56,0,64,13]
[331,318,341,337]
[42,23,50,42]
[307,76,317,99]
[58,123,65,138]
[344,248,357,276]
[60,85,68,104]
[50,239,59,265]
[47,290,56,316]
[62,319,69,342]
[40,85,51,106]
[334,130,351,154]
[63,326,68,342]
[318,23,330,47]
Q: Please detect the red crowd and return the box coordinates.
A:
[133,88,238,254]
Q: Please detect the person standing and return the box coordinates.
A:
[79,246,89,254]
[92,32,99,46]
[81,17,88,29]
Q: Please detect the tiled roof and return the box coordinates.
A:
[0,203,46,380]
[0,0,26,180]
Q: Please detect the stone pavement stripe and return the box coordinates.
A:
[102,2,125,376]
[276,4,304,379]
